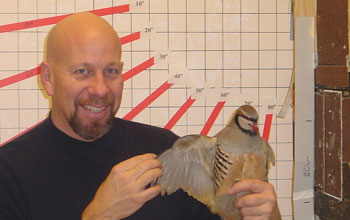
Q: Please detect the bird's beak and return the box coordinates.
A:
[251,123,258,133]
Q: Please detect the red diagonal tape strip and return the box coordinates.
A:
[200,101,226,135]
[120,31,140,45]
[123,81,174,121]
[164,97,196,130]
[120,32,141,45]
[0,67,41,88]
[262,113,273,142]
[0,32,141,88]
[122,57,154,82]
[0,4,129,33]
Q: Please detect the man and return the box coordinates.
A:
[0,12,281,220]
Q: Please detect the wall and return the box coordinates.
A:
[314,0,350,219]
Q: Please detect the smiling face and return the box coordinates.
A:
[41,13,124,141]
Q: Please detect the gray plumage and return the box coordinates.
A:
[154,105,275,220]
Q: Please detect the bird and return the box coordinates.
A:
[154,105,276,220]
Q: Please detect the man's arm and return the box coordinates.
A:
[81,153,162,220]
[228,179,282,220]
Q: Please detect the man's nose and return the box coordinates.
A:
[88,73,109,97]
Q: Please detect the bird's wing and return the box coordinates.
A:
[262,139,276,167]
[156,135,217,204]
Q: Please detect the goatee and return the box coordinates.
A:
[69,110,114,141]
[69,95,115,141]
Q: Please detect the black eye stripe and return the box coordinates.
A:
[238,114,257,123]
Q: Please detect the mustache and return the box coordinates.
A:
[78,94,114,106]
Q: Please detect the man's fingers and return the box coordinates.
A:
[235,192,276,210]
[110,154,160,186]
[131,159,162,180]
[236,192,276,208]
[240,204,261,216]
[230,180,279,220]
[235,193,265,208]
[135,167,163,189]
[114,153,157,171]
[240,217,261,220]
[240,203,274,218]
[228,179,273,194]
[137,184,161,203]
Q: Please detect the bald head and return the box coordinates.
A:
[40,12,124,141]
[46,12,121,63]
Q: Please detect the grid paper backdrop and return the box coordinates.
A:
[0,0,294,219]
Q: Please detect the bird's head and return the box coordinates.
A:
[234,105,259,136]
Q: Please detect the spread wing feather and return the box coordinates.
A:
[155,135,217,204]
[262,139,275,167]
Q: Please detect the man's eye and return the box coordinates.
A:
[75,69,88,74]
[105,68,119,75]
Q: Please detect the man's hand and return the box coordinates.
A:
[228,179,282,220]
[81,153,162,220]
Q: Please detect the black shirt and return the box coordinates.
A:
[0,117,219,220]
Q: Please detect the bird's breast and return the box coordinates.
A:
[214,151,267,195]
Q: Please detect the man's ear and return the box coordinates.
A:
[40,61,54,96]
